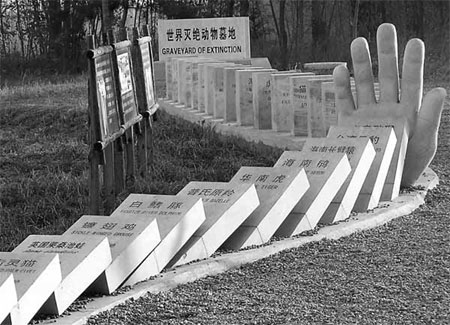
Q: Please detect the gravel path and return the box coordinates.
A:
[87,89,450,325]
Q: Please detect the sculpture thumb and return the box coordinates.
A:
[402,87,447,186]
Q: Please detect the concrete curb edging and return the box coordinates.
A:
[45,168,438,325]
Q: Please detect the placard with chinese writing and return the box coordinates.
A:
[307,77,333,137]
[303,137,376,224]
[115,47,139,126]
[223,166,309,249]
[328,126,397,211]
[13,235,111,315]
[0,252,60,324]
[289,73,316,136]
[0,273,17,324]
[236,68,276,126]
[158,17,250,61]
[170,182,259,266]
[63,215,160,294]
[340,117,407,201]
[111,194,205,287]
[139,41,156,110]
[93,49,121,141]
[274,151,350,237]
[271,72,315,132]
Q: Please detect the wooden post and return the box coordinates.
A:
[104,143,115,214]
[87,35,101,214]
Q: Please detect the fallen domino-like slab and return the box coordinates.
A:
[0,252,61,324]
[170,182,259,267]
[223,166,309,250]
[0,273,17,325]
[274,151,351,237]
[110,194,205,287]
[327,126,397,212]
[13,235,111,316]
[63,215,161,294]
[302,137,376,224]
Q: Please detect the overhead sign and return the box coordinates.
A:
[158,17,250,60]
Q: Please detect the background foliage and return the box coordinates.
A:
[1,0,449,83]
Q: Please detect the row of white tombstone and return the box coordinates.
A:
[164,56,380,138]
[0,60,405,325]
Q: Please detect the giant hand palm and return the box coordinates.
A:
[333,23,446,186]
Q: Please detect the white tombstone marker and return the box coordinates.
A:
[170,182,260,266]
[327,126,397,211]
[289,73,316,136]
[223,166,309,250]
[307,77,334,137]
[223,66,259,122]
[236,68,276,126]
[304,137,376,224]
[63,215,161,294]
[271,72,315,132]
[274,151,351,237]
[321,81,338,133]
[340,117,408,201]
[205,63,236,115]
[0,273,17,325]
[13,235,111,315]
[110,194,206,286]
[252,70,277,129]
[0,252,61,324]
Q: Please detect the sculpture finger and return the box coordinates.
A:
[351,37,376,107]
[400,38,424,114]
[377,23,399,103]
[333,65,355,119]
[401,88,446,186]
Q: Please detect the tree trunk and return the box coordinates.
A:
[102,0,113,35]
[15,0,25,60]
[352,0,360,39]
[226,0,235,17]
[239,0,249,16]
[279,0,288,69]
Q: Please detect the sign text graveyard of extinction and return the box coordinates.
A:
[158,17,250,60]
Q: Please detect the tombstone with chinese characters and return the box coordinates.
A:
[307,76,334,138]
[236,68,276,126]
[252,70,277,129]
[274,151,351,237]
[190,58,213,109]
[12,235,111,315]
[303,137,376,224]
[198,61,224,112]
[289,73,318,136]
[327,126,397,211]
[63,215,160,294]
[223,166,309,250]
[169,182,259,266]
[205,62,236,116]
[0,252,61,323]
[0,273,17,324]
[223,65,258,122]
[321,81,338,134]
[213,65,244,119]
[110,194,205,286]
[339,117,408,201]
[271,72,316,132]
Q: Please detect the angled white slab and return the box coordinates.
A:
[0,252,61,324]
[223,166,309,250]
[13,235,111,315]
[223,66,258,122]
[340,117,408,201]
[0,273,17,325]
[236,68,276,126]
[274,150,351,237]
[306,77,333,137]
[110,194,206,287]
[304,137,376,224]
[327,126,397,212]
[170,182,260,266]
[271,72,315,132]
[289,73,316,136]
[63,215,160,294]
